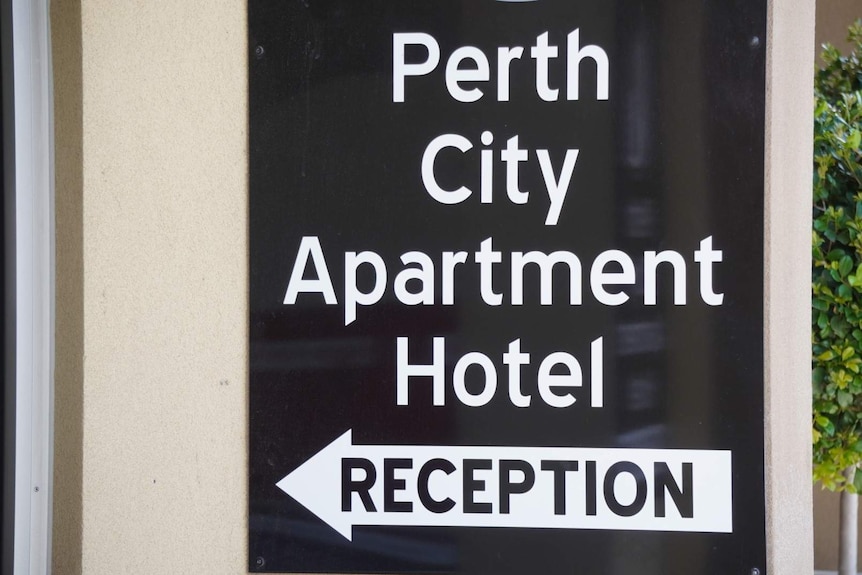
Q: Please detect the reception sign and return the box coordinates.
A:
[249,1,767,573]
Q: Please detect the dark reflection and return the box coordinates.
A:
[611,5,671,573]
[249,0,766,573]
[250,514,457,571]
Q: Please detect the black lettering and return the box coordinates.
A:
[500,460,536,514]
[604,461,647,517]
[418,458,456,513]
[585,460,597,516]
[342,458,377,512]
[654,462,694,518]
[540,460,578,515]
[384,458,413,512]
[463,459,493,514]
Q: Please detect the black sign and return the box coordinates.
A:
[249,1,767,573]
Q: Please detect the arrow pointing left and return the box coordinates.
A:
[277,430,733,541]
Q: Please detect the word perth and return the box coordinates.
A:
[279,29,727,409]
[395,29,610,225]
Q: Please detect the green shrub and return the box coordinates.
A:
[813,21,862,490]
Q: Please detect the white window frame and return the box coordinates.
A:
[7,0,54,572]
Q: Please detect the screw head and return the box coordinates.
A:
[749,36,761,49]
[255,556,265,568]
[254,45,265,59]
[750,568,761,575]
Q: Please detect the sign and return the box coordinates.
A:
[249,1,767,573]
[277,430,734,539]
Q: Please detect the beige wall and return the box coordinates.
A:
[52,1,248,573]
[813,486,862,570]
[49,1,814,574]
[766,0,816,572]
[816,0,862,61]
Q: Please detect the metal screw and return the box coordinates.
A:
[254,45,265,59]
[255,557,265,568]
[33,486,39,493]
[750,568,761,575]
[749,36,761,49]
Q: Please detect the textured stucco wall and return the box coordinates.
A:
[815,0,862,60]
[765,0,815,573]
[53,1,248,573]
[813,485,862,570]
[50,0,813,573]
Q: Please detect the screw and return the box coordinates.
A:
[749,36,761,49]
[750,568,761,575]
[33,486,39,493]
[254,45,265,59]
[255,557,265,568]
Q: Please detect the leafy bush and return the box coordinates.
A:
[813,21,862,490]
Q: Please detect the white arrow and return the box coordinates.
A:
[276,430,733,541]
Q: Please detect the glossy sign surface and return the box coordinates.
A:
[249,1,766,573]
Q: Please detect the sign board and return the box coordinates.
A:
[249,1,767,573]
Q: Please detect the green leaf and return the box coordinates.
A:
[833,316,850,338]
[829,249,847,262]
[840,255,854,276]
[853,468,862,492]
[839,390,854,408]
[814,366,827,384]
